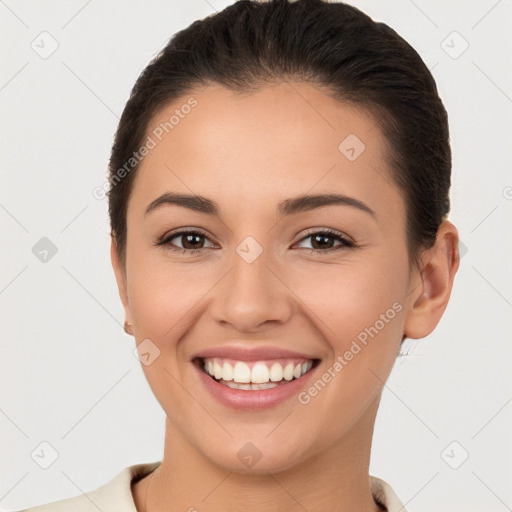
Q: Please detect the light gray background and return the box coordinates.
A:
[1,1,511,511]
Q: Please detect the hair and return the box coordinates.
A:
[107,0,451,272]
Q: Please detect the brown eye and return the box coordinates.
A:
[295,229,355,253]
[158,230,215,253]
[311,233,336,250]
[176,233,206,249]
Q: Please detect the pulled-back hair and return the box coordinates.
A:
[108,0,451,271]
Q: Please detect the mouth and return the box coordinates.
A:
[194,356,320,391]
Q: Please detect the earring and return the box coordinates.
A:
[124,321,134,335]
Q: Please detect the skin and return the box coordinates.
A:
[111,81,460,512]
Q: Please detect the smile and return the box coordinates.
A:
[199,357,316,390]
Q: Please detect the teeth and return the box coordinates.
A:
[223,380,279,390]
[202,357,315,384]
[233,361,251,383]
[213,360,223,379]
[222,361,233,381]
[283,363,294,381]
[269,362,283,382]
[251,362,270,384]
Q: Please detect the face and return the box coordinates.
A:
[113,81,426,474]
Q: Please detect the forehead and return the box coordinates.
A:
[129,82,404,223]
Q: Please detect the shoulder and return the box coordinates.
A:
[370,475,407,512]
[19,461,161,512]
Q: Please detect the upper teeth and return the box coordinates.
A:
[202,358,314,384]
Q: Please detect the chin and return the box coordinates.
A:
[199,436,313,476]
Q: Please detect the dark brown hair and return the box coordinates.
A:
[108,0,451,271]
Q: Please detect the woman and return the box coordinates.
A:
[21,0,459,510]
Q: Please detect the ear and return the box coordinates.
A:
[404,220,460,339]
[110,236,133,327]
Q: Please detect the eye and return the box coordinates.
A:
[294,228,356,253]
[157,229,216,254]
[156,227,356,255]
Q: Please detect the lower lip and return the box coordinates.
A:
[194,360,319,410]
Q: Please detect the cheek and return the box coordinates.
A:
[125,257,210,409]
[288,258,407,436]
[288,256,407,342]
[126,252,210,343]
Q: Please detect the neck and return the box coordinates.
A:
[134,397,384,512]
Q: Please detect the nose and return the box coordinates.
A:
[209,248,293,333]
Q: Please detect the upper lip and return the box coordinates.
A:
[193,344,319,361]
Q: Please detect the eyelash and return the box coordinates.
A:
[156,228,356,255]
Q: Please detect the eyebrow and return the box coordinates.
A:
[144,192,376,219]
